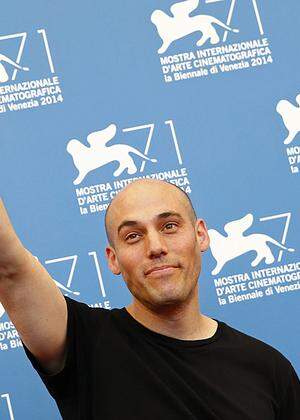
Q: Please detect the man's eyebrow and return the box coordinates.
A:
[117,220,138,235]
[157,211,183,220]
[117,211,183,235]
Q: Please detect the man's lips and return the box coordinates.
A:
[145,265,179,275]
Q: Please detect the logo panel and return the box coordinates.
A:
[151,0,273,83]
[208,212,300,306]
[44,251,110,308]
[67,119,192,216]
[276,93,300,174]
[0,29,63,114]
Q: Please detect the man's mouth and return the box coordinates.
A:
[145,265,179,276]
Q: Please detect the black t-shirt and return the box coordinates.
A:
[23,297,300,419]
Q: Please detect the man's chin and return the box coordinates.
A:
[142,291,188,311]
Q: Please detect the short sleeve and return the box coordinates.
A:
[22,296,96,400]
[277,361,300,419]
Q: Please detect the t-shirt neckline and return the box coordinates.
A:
[118,307,223,349]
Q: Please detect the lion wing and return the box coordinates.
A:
[170,0,199,18]
[87,124,117,148]
[224,213,254,237]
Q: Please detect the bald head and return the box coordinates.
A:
[104,179,197,248]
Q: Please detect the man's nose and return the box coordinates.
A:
[145,230,168,258]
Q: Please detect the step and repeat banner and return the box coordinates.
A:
[0,0,299,418]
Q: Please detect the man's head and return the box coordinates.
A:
[105,179,210,311]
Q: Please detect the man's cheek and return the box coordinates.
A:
[177,242,193,254]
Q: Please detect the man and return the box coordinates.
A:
[0,179,299,419]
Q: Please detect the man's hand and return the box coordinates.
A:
[0,198,67,374]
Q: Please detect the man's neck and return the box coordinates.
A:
[125,298,218,341]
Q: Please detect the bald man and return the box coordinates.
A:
[0,179,299,420]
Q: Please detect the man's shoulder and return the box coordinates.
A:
[64,296,117,321]
[221,320,292,369]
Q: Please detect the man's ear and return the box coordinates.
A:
[105,246,121,275]
[195,219,210,252]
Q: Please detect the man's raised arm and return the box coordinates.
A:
[0,198,67,374]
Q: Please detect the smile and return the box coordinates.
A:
[146,266,178,277]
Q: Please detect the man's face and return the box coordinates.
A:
[105,182,210,311]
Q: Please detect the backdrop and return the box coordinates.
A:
[0,1,299,418]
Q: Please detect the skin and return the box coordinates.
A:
[105,179,218,341]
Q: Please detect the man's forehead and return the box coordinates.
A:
[106,180,188,226]
[110,185,185,219]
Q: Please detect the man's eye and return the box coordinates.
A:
[126,233,139,241]
[164,223,177,231]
